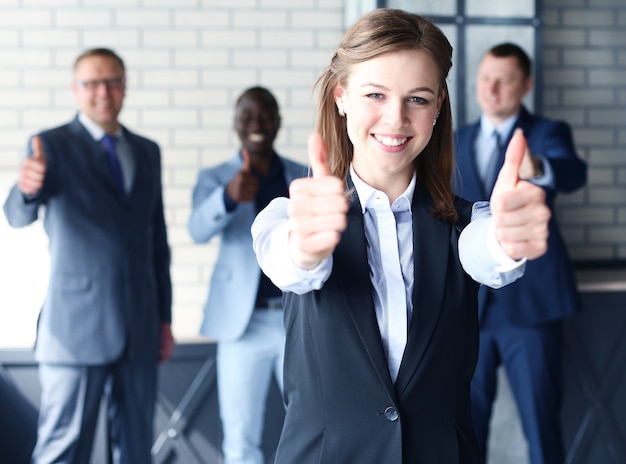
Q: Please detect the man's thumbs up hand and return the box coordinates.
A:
[287,133,348,269]
[490,129,551,261]
[18,136,47,195]
[226,149,259,203]
[31,136,46,162]
[241,147,251,173]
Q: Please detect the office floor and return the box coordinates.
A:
[488,367,528,463]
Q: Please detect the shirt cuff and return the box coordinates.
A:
[528,154,555,189]
[486,221,527,272]
[263,219,332,293]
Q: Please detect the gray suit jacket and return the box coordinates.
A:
[188,152,307,341]
[3,116,172,364]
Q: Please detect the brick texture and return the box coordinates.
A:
[0,1,342,344]
[543,0,626,261]
[0,1,625,345]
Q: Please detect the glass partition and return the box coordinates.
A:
[466,0,535,18]
[388,0,456,16]
[382,0,540,126]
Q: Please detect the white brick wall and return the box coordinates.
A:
[0,1,343,346]
[543,0,626,261]
[1,0,625,347]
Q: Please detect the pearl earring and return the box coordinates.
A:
[337,106,345,117]
[433,112,440,126]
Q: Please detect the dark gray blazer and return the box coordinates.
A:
[3,116,172,364]
[275,188,481,464]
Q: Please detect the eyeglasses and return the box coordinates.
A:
[75,77,125,91]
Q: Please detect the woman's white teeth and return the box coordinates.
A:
[375,135,407,147]
[249,133,265,142]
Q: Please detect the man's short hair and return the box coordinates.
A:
[236,86,279,115]
[74,48,125,74]
[487,43,532,78]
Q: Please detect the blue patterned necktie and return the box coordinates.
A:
[101,134,125,194]
[483,130,502,192]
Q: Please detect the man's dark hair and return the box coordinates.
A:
[487,43,532,78]
[236,86,279,115]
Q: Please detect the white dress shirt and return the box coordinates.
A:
[251,166,526,382]
[79,113,135,193]
[352,167,414,382]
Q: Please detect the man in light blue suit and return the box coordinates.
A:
[188,87,307,464]
[454,43,587,464]
[3,48,173,464]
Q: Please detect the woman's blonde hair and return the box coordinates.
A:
[314,8,457,221]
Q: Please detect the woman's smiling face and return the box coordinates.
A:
[335,49,444,194]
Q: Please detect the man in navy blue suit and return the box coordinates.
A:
[454,43,587,464]
[4,48,173,463]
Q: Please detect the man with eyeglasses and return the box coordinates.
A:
[3,47,173,463]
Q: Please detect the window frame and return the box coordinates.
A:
[379,0,543,126]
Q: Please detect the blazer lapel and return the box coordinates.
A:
[395,188,450,395]
[455,123,486,201]
[334,196,396,395]
[514,106,533,145]
[123,130,146,205]
[69,118,127,200]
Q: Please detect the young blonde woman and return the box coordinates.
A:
[252,9,550,463]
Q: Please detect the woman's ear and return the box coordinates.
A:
[437,88,446,113]
[334,85,346,117]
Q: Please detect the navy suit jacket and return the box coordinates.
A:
[275,189,481,464]
[188,153,307,341]
[3,116,172,364]
[454,106,587,325]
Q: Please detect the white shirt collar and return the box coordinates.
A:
[480,111,518,140]
[78,112,122,141]
[349,164,415,214]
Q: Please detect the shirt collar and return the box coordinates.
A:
[349,164,415,214]
[480,111,518,141]
[78,112,122,141]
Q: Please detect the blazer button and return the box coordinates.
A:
[384,407,399,422]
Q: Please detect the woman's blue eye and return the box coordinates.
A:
[367,93,384,99]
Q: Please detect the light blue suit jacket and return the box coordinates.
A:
[188,153,307,341]
[3,116,172,364]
